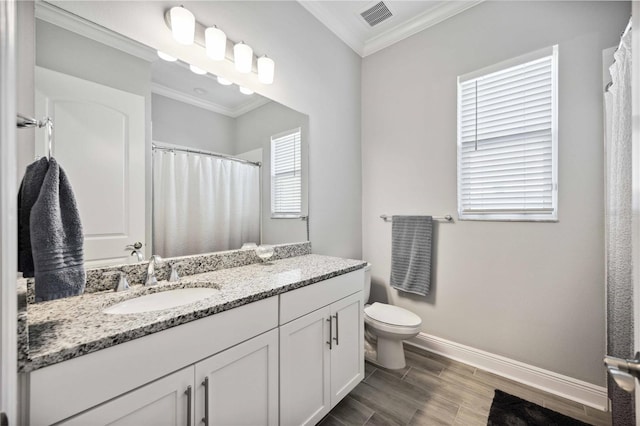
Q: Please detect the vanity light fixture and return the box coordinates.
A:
[217,76,233,86]
[189,64,207,75]
[257,55,275,85]
[233,42,253,74]
[164,7,275,84]
[157,51,178,62]
[205,26,227,61]
[169,6,195,45]
[239,86,254,95]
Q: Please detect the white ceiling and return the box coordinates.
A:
[298,0,483,57]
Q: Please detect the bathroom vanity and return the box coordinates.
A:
[18,248,366,426]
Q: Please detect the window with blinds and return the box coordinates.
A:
[271,128,302,217]
[457,45,558,221]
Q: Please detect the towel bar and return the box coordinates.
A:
[380,214,453,222]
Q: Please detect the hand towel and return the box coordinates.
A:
[390,215,433,296]
[30,158,86,301]
[18,157,50,277]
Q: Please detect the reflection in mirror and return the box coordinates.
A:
[33,7,309,267]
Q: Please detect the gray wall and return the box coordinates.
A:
[362,1,630,386]
[151,94,235,153]
[53,0,363,260]
[236,101,309,244]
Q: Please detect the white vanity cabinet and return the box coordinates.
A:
[24,267,365,426]
[195,328,279,426]
[57,367,193,426]
[57,328,279,426]
[279,271,364,426]
[27,296,279,426]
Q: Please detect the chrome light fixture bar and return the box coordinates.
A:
[163,7,274,84]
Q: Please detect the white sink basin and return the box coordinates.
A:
[104,288,218,315]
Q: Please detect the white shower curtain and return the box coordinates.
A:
[604,21,633,426]
[153,149,260,258]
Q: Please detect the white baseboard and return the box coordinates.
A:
[406,332,608,411]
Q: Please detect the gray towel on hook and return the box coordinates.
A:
[390,215,433,296]
[31,158,86,302]
[18,157,50,277]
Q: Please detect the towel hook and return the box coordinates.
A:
[16,114,54,159]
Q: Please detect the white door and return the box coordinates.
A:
[195,329,279,426]
[330,292,364,403]
[280,307,331,426]
[58,367,193,426]
[35,66,145,267]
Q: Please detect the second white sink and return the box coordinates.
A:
[104,288,218,315]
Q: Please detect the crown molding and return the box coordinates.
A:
[35,1,157,62]
[298,1,365,57]
[362,0,484,57]
[151,83,270,119]
[298,0,483,58]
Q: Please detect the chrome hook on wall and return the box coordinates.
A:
[16,114,54,159]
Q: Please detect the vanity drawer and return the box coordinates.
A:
[28,296,278,426]
[279,268,364,324]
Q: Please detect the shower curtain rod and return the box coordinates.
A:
[152,143,261,167]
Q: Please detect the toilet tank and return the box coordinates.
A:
[364,263,372,303]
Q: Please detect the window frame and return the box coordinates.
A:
[270,127,303,219]
[456,45,559,222]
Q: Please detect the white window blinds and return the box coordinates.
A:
[271,128,302,217]
[457,46,558,221]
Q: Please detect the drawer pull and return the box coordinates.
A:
[202,377,210,426]
[185,385,192,426]
[333,313,339,346]
[326,317,333,350]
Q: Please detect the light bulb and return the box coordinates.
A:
[170,6,195,45]
[234,42,253,74]
[217,76,232,86]
[157,51,177,62]
[205,26,227,61]
[189,65,207,75]
[239,87,254,95]
[258,55,275,84]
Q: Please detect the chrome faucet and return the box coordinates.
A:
[145,255,163,286]
[125,242,144,262]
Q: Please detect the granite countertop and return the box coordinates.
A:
[20,254,366,372]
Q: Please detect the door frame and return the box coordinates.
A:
[632,1,640,420]
[0,0,19,424]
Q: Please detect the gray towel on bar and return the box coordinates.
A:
[31,158,86,302]
[390,215,433,296]
[18,157,50,277]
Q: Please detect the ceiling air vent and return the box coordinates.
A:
[360,1,393,27]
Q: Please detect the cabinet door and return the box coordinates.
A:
[58,367,193,426]
[330,291,364,405]
[195,329,278,426]
[280,306,331,426]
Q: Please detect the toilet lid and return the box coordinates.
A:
[364,302,422,327]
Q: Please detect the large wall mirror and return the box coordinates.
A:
[32,4,309,268]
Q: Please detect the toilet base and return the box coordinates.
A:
[376,337,406,370]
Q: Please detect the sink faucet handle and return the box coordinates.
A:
[169,262,185,282]
[125,242,144,262]
[104,271,130,292]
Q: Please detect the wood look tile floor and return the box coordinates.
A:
[320,345,612,426]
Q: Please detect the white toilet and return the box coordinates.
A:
[363,264,422,369]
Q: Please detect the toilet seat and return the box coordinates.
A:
[364,302,422,327]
